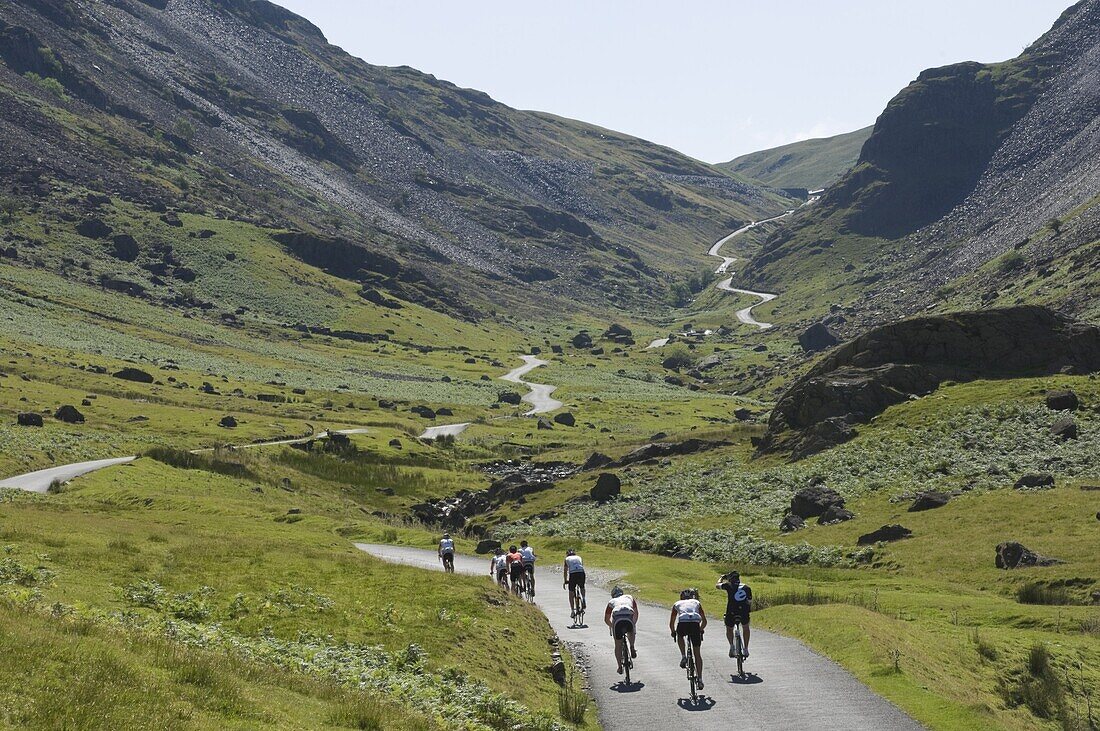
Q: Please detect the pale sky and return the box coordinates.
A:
[276,0,1071,163]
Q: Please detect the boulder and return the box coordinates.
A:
[779,513,805,532]
[590,473,621,503]
[411,405,436,419]
[1050,415,1077,440]
[553,412,576,427]
[798,322,838,353]
[54,405,85,424]
[17,412,43,427]
[76,217,112,239]
[113,367,154,384]
[475,539,502,555]
[571,331,593,349]
[857,525,912,545]
[219,415,237,428]
[603,323,633,340]
[995,541,1062,569]
[497,391,522,405]
[536,417,553,430]
[581,452,613,470]
[551,344,563,354]
[1044,390,1079,411]
[908,491,951,512]
[1014,473,1055,490]
[733,408,753,421]
[437,407,454,417]
[790,485,845,519]
[111,234,140,262]
[818,505,855,525]
[388,438,402,448]
[159,212,183,227]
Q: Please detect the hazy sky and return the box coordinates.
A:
[277,1,1071,163]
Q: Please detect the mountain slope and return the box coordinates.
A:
[718,126,872,190]
[737,0,1099,335]
[0,0,789,323]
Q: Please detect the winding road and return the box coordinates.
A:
[0,428,371,493]
[706,212,794,330]
[500,355,563,415]
[419,423,470,440]
[356,544,921,731]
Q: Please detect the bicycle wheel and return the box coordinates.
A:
[687,647,698,701]
[736,632,744,676]
[622,639,632,684]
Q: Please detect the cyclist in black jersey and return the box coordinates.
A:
[716,570,752,658]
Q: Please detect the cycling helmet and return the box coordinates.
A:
[494,548,503,555]
[680,588,698,600]
[520,540,529,547]
[442,532,450,538]
[611,586,624,598]
[566,548,576,556]
[509,545,518,552]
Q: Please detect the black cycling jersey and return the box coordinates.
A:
[721,581,752,616]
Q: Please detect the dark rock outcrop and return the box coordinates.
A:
[497,391,522,405]
[590,473,621,503]
[779,513,805,532]
[536,417,553,430]
[553,412,576,427]
[410,405,436,419]
[54,405,85,423]
[798,322,838,353]
[857,525,912,545]
[475,539,502,555]
[760,308,1100,459]
[790,485,845,519]
[1045,390,1080,411]
[581,452,612,470]
[17,412,44,427]
[219,415,238,428]
[995,541,1062,569]
[111,234,140,261]
[571,331,593,349]
[113,367,154,383]
[76,217,112,239]
[818,505,855,525]
[611,438,729,468]
[909,491,951,512]
[1050,415,1078,440]
[1014,473,1055,490]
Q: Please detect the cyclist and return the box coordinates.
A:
[716,570,752,659]
[438,532,455,572]
[669,588,707,689]
[506,544,525,593]
[562,549,586,618]
[489,548,508,588]
[519,540,537,595]
[604,586,639,674]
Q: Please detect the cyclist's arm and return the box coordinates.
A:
[631,598,639,623]
[669,608,677,634]
[604,605,613,627]
[699,606,708,631]
[562,561,568,587]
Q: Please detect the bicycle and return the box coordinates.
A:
[571,583,586,627]
[730,617,747,677]
[496,570,509,591]
[614,627,633,684]
[675,628,702,702]
[440,553,455,574]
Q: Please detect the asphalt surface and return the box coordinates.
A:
[706,212,793,330]
[500,355,563,415]
[355,544,923,731]
[419,423,471,439]
[0,429,371,493]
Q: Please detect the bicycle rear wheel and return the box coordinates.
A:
[735,629,745,676]
[687,647,698,701]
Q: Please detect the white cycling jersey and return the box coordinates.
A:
[520,546,536,564]
[439,538,454,553]
[491,555,507,572]
[564,555,584,574]
[608,595,635,619]
[673,598,702,623]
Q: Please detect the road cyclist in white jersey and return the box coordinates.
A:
[604,586,639,675]
[519,539,537,595]
[437,532,455,573]
[562,549,587,619]
[489,548,508,588]
[669,588,707,689]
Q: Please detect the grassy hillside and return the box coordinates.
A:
[718,126,872,190]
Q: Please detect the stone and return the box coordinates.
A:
[798,322,838,353]
[779,513,805,532]
[76,217,113,239]
[733,408,753,421]
[286,508,302,515]
[1044,390,1079,411]
[389,438,402,448]
[1050,415,1077,440]
[54,405,85,424]
[111,234,140,262]
[411,405,436,419]
[536,417,553,430]
[818,505,855,525]
[553,412,576,427]
[437,407,454,417]
[857,525,912,545]
[590,473,621,502]
[1014,473,1055,490]
[790,485,845,519]
[81,399,92,406]
[219,415,237,428]
[475,539,502,555]
[571,331,593,349]
[160,212,183,227]
[113,367,154,383]
[497,391,522,405]
[582,452,612,470]
[995,541,1062,569]
[17,412,43,427]
[908,491,950,512]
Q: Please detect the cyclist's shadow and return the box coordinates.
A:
[729,672,763,685]
[610,680,645,693]
[677,696,716,711]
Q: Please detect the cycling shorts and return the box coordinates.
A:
[724,609,750,627]
[523,562,535,575]
[495,569,508,582]
[676,621,702,644]
[613,618,634,639]
[441,551,454,564]
[509,563,523,579]
[567,571,586,590]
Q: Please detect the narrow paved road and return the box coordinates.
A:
[706,212,793,330]
[420,423,470,439]
[356,544,922,731]
[500,355,563,415]
[0,428,371,493]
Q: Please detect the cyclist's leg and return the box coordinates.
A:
[693,637,703,677]
[578,573,586,607]
[743,620,751,655]
[627,626,637,657]
[676,632,687,664]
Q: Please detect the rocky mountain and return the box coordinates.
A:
[737,0,1099,335]
[718,125,872,191]
[0,0,789,320]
